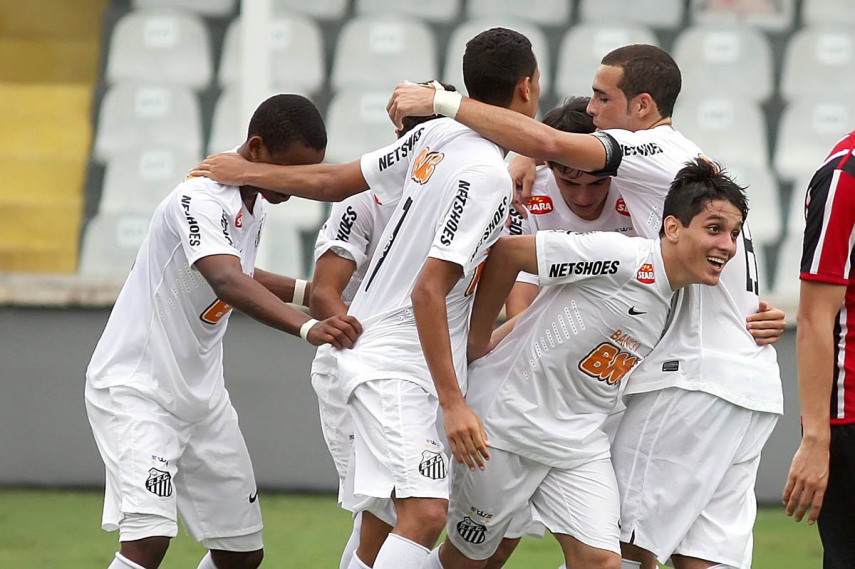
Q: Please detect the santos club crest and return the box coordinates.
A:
[418,450,447,480]
[146,468,173,497]
[456,516,487,544]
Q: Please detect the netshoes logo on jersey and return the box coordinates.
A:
[615,198,631,217]
[636,263,655,284]
[526,195,554,214]
[411,148,444,185]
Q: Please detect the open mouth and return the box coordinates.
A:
[706,256,726,272]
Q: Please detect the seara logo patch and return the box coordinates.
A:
[526,195,554,215]
[411,148,444,185]
[615,198,631,217]
[636,263,655,284]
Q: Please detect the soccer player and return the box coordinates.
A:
[388,44,784,569]
[425,158,747,569]
[193,28,540,569]
[85,94,362,569]
[783,130,855,569]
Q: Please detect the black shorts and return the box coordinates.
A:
[817,422,855,569]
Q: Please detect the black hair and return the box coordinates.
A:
[463,27,536,107]
[661,158,749,236]
[247,94,327,154]
[601,44,681,118]
[541,97,594,170]
[399,81,457,138]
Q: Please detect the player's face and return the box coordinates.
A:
[255,143,326,204]
[675,199,743,286]
[587,65,634,131]
[549,165,611,221]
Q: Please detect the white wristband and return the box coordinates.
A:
[299,318,319,342]
[433,90,462,119]
[293,278,308,306]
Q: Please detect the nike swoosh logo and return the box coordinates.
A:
[249,491,258,503]
[628,307,646,316]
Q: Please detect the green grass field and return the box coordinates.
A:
[0,489,822,568]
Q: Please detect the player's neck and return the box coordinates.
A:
[659,238,685,292]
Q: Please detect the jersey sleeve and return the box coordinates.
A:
[313,190,377,267]
[428,165,512,273]
[536,230,634,286]
[801,168,855,285]
[170,181,242,267]
[359,126,427,207]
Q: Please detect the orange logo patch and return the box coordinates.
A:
[578,342,640,385]
[615,198,630,217]
[411,148,444,185]
[200,299,232,324]
[526,195,554,215]
[636,263,655,284]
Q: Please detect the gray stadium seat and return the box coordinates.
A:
[554,23,659,100]
[466,0,570,27]
[356,0,461,23]
[100,148,201,215]
[725,163,782,247]
[802,0,855,26]
[105,9,212,89]
[769,233,802,308]
[207,87,288,155]
[78,213,151,277]
[218,15,325,94]
[131,0,236,17]
[578,0,684,29]
[93,83,203,165]
[673,96,769,169]
[673,24,774,102]
[443,19,551,97]
[330,16,437,91]
[324,88,399,164]
[689,0,795,32]
[786,171,814,234]
[780,26,855,101]
[256,198,325,280]
[774,96,855,182]
[272,0,348,20]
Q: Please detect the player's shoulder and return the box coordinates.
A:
[173,175,241,212]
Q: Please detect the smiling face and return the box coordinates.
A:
[549,164,611,221]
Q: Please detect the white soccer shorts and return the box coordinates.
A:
[311,367,353,497]
[612,388,778,569]
[85,384,263,546]
[446,447,621,560]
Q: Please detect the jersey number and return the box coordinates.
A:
[365,197,413,291]
[200,299,232,324]
[578,342,639,385]
[742,229,759,295]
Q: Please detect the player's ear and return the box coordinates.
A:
[246,135,265,162]
[634,93,656,119]
[663,215,681,243]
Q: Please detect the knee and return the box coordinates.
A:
[397,498,447,543]
[210,548,264,569]
[242,549,263,569]
[420,500,448,537]
[119,536,170,568]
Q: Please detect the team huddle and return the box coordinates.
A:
[86,28,790,569]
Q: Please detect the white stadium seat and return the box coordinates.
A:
[780,26,855,101]
[132,0,236,17]
[100,148,200,215]
[324,88,399,164]
[78,213,151,277]
[356,0,461,23]
[579,0,684,29]
[255,199,326,280]
[466,0,570,27]
[689,0,795,32]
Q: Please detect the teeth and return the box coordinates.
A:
[707,256,725,266]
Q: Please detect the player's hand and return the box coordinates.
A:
[190,153,252,186]
[508,155,538,218]
[782,434,830,524]
[386,81,436,130]
[442,400,490,471]
[746,301,786,345]
[305,315,363,349]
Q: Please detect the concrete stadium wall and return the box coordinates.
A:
[0,306,801,503]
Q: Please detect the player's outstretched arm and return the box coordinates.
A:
[253,268,311,306]
[387,82,607,172]
[195,254,362,349]
[783,281,842,523]
[413,257,490,471]
[746,300,786,345]
[309,250,356,320]
[191,154,369,202]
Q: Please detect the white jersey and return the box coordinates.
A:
[466,231,673,468]
[86,175,265,421]
[337,118,512,397]
[508,167,635,285]
[595,125,782,413]
[310,191,395,377]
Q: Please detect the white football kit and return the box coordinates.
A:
[85,174,265,548]
[448,230,673,559]
[593,125,783,568]
[340,118,512,504]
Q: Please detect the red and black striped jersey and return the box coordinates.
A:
[800,130,855,424]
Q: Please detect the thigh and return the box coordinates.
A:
[312,368,353,487]
[818,423,855,569]
[176,395,263,543]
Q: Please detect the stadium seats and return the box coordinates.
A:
[78,212,151,277]
[672,24,774,102]
[673,96,769,169]
[786,171,814,234]
[780,26,855,101]
[208,87,287,155]
[578,0,684,29]
[802,0,855,26]
[272,0,348,21]
[132,0,236,17]
[99,148,199,215]
[324,88,398,164]
[255,198,325,279]
[218,14,325,95]
[465,0,570,27]
[330,16,437,91]
[355,0,460,23]
[93,82,203,165]
[443,19,551,97]
[689,0,796,32]
[773,96,855,182]
[554,23,659,99]
[769,233,802,307]
[726,163,782,247]
[105,9,212,89]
